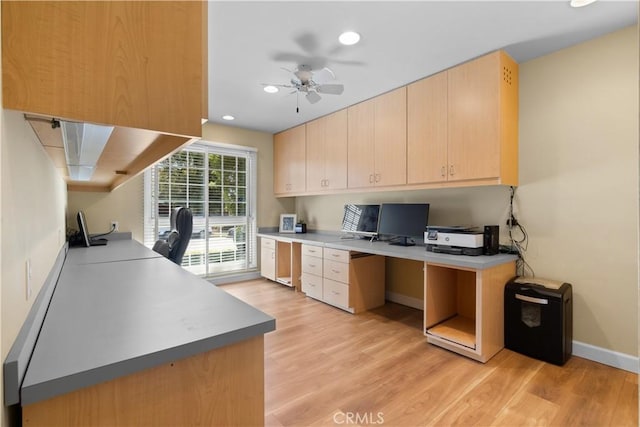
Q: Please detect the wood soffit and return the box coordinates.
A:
[26,115,193,192]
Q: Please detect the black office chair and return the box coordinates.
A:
[152,207,193,265]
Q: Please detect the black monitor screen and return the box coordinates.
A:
[77,211,91,247]
[341,204,380,237]
[378,203,430,246]
[76,211,108,247]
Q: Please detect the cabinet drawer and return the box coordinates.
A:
[301,254,323,276]
[302,273,323,300]
[324,248,349,263]
[323,279,349,310]
[324,259,349,284]
[261,238,276,249]
[302,244,323,258]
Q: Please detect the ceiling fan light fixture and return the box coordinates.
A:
[222,115,235,121]
[570,0,597,7]
[339,31,360,46]
[263,85,279,93]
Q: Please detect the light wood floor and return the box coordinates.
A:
[221,279,638,427]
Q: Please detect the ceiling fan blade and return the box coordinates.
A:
[261,83,293,88]
[317,84,344,95]
[331,59,366,67]
[294,32,319,55]
[306,91,321,104]
[312,67,336,84]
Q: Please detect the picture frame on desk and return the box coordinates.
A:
[279,214,296,233]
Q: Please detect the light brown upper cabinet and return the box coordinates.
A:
[446,51,518,185]
[306,110,348,193]
[2,1,206,138]
[407,71,449,184]
[274,125,306,195]
[408,51,518,186]
[348,87,407,189]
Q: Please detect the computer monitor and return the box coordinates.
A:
[341,204,380,238]
[77,211,107,247]
[377,203,430,246]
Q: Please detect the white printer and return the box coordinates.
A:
[425,226,486,256]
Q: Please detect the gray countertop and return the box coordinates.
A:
[258,231,517,270]
[65,239,164,264]
[21,242,275,405]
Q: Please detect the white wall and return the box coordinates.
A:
[0,110,67,424]
[517,25,638,356]
[67,175,144,242]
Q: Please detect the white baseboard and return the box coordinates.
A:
[386,292,638,373]
[385,291,423,310]
[572,340,639,373]
[208,271,261,286]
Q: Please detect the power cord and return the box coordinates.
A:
[507,186,534,277]
[91,223,117,239]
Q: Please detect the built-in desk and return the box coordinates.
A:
[7,239,275,426]
[258,232,516,362]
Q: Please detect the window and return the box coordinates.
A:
[144,141,257,277]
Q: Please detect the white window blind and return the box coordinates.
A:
[144,141,257,277]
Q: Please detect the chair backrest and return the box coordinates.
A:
[168,207,193,265]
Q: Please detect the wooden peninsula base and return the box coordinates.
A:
[23,336,265,426]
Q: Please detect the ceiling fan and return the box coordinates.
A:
[265,65,344,111]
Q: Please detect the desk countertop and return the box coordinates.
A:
[258,232,517,270]
[21,240,275,405]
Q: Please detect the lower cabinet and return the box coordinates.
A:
[260,238,276,281]
[301,244,323,300]
[302,245,385,314]
[423,261,515,362]
[260,237,302,289]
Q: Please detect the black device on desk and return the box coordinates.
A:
[77,211,108,247]
[378,203,429,246]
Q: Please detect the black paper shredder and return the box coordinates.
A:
[504,277,573,365]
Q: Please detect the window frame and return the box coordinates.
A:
[143,140,258,277]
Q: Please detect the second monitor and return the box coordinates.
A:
[378,203,430,246]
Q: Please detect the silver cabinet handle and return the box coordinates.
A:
[369,174,374,183]
[375,173,381,183]
[449,165,455,176]
[441,166,446,177]
[516,294,548,305]
[331,269,340,274]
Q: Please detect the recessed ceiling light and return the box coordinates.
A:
[222,115,235,121]
[339,31,360,46]
[570,0,597,7]
[264,85,279,94]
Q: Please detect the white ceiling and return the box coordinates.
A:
[207,1,637,134]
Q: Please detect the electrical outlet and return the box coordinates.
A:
[111,221,119,232]
[25,259,32,300]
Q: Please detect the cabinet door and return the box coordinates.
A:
[374,87,407,187]
[2,2,205,138]
[305,117,326,193]
[347,99,376,189]
[306,110,347,192]
[407,71,448,184]
[322,110,348,191]
[260,239,276,281]
[274,125,306,194]
[447,52,501,181]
